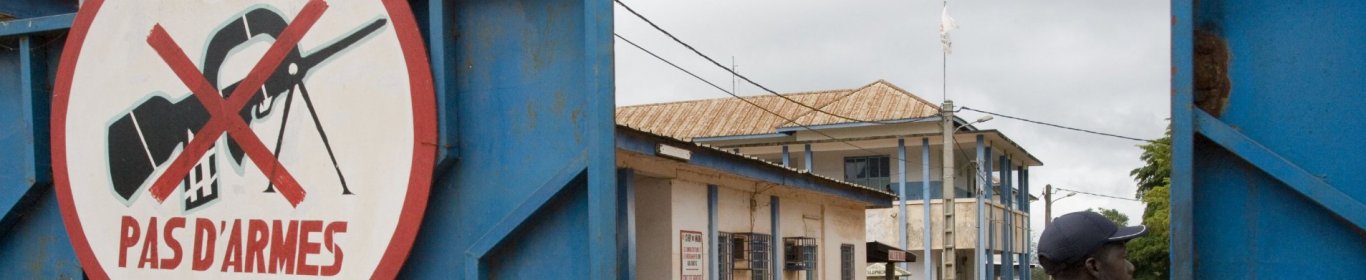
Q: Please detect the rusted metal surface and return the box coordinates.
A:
[1193,31,1230,117]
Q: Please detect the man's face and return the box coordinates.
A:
[1092,243,1135,280]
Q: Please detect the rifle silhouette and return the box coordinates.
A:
[106,7,385,207]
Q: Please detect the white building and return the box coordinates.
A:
[617,125,897,280]
[619,80,1042,280]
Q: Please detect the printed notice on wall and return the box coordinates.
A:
[681,231,704,280]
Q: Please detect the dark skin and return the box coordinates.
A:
[1052,243,1135,280]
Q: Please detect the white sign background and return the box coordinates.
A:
[681,231,704,280]
[51,0,436,279]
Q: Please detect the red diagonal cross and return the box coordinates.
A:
[143,0,329,207]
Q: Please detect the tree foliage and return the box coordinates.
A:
[1089,208,1130,226]
[1129,127,1171,198]
[1126,129,1171,280]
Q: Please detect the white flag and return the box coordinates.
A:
[940,5,958,54]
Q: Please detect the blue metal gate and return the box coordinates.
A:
[1171,0,1366,278]
[0,0,619,278]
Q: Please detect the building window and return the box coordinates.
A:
[719,232,733,280]
[724,232,772,280]
[840,244,855,280]
[784,237,818,280]
[844,155,891,191]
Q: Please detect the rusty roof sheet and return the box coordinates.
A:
[615,80,940,140]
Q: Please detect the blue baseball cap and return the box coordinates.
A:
[1038,211,1146,267]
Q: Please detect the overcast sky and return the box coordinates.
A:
[613,0,1170,241]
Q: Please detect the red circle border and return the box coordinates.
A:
[49,1,438,279]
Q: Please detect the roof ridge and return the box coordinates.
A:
[784,80,900,124]
[615,88,854,109]
[874,79,942,111]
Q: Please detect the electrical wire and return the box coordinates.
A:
[959,106,1156,142]
[1054,187,1140,202]
[613,0,928,126]
[616,33,937,184]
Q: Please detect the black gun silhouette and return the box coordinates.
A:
[106,7,385,208]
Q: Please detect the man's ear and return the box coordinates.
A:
[1084,256,1103,278]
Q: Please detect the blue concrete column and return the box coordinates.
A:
[708,185,719,280]
[771,195,782,280]
[617,169,637,280]
[803,144,813,172]
[898,138,908,270]
[617,168,636,280]
[1000,156,1013,280]
[999,156,1010,280]
[782,145,791,168]
[921,138,933,280]
[1019,166,1030,280]
[984,147,994,280]
[975,135,986,279]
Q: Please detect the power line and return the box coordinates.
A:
[1054,187,1140,202]
[959,106,1156,142]
[616,34,944,182]
[613,0,921,126]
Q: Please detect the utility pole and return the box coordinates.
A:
[1044,184,1052,227]
[941,101,957,280]
[1043,184,1075,227]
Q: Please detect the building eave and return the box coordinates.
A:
[615,125,897,208]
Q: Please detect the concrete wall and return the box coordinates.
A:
[820,202,867,280]
[636,176,675,280]
[865,199,1030,252]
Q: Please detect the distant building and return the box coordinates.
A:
[616,125,896,280]
[619,80,1042,280]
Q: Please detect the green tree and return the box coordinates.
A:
[1087,206,1131,226]
[1126,129,1171,280]
[1089,208,1129,226]
[1129,127,1171,198]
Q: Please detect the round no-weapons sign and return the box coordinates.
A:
[51,0,435,278]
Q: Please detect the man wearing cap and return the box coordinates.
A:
[1037,211,1147,280]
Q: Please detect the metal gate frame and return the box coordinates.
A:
[0,0,621,278]
[1172,0,1366,278]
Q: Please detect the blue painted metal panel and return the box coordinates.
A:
[0,188,83,279]
[0,37,37,225]
[0,13,75,37]
[399,0,616,278]
[412,0,459,165]
[1,33,54,238]
[1168,0,1195,278]
[0,13,77,280]
[1175,0,1366,278]
[0,0,76,19]
[5,0,615,278]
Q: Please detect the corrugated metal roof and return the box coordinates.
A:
[616,80,939,140]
